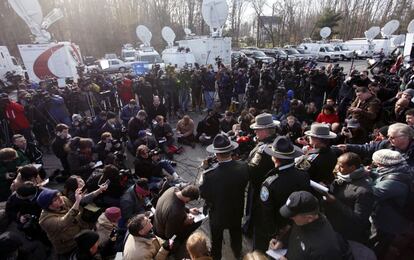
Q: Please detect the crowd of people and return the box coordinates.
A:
[0,56,413,260]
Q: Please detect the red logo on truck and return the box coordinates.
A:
[33,44,64,80]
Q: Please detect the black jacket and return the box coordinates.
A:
[120,185,146,222]
[51,136,70,160]
[255,164,310,251]
[200,160,249,227]
[147,104,167,122]
[286,215,353,260]
[307,146,337,184]
[324,167,374,244]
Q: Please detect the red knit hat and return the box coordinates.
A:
[105,207,121,223]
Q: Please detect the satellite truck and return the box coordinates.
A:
[403,19,414,64]
[8,0,83,84]
[0,46,24,85]
[161,26,196,69]
[343,20,405,59]
[135,26,162,66]
[121,44,136,62]
[177,0,231,70]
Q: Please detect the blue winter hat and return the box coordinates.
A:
[37,188,59,209]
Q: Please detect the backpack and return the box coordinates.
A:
[382,173,414,222]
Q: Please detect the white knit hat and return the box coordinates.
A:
[372,149,405,166]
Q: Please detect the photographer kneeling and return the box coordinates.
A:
[134,145,180,190]
[95,132,122,162]
[85,164,127,207]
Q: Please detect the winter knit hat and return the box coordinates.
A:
[74,230,99,252]
[372,149,405,166]
[105,207,121,223]
[36,188,59,209]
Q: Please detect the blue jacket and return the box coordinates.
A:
[346,140,414,166]
[120,105,140,125]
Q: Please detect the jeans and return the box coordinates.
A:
[158,160,175,175]
[204,91,215,110]
[178,88,190,112]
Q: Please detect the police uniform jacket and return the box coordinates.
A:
[247,135,277,195]
[200,160,249,227]
[307,146,337,184]
[257,164,310,237]
[285,215,352,260]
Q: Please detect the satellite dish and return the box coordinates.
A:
[381,20,400,37]
[393,34,405,46]
[408,19,414,33]
[364,26,380,40]
[136,25,152,46]
[320,27,331,39]
[8,0,44,25]
[201,0,229,29]
[184,28,191,35]
[162,26,176,47]
[8,0,63,43]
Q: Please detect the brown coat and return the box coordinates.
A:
[349,95,381,130]
[176,119,195,137]
[39,196,89,254]
[123,234,168,260]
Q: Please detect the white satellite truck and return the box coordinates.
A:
[0,46,24,81]
[161,26,196,69]
[121,44,136,62]
[297,27,341,62]
[8,0,83,83]
[344,20,402,59]
[403,20,414,64]
[135,25,163,67]
[177,0,231,69]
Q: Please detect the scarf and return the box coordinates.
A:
[336,172,352,183]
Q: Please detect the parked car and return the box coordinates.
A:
[231,51,255,66]
[90,58,131,73]
[332,45,355,61]
[296,48,318,60]
[240,49,274,63]
[283,48,308,60]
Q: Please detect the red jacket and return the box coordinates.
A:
[4,101,30,131]
[117,79,134,104]
[316,112,339,124]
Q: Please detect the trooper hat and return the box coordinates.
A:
[345,118,360,129]
[250,113,280,130]
[264,136,303,160]
[279,191,319,218]
[304,123,337,139]
[206,134,239,154]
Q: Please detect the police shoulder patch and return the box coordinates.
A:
[260,186,270,202]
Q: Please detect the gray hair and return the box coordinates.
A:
[388,123,414,139]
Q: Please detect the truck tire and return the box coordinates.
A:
[340,55,346,61]
[119,67,126,72]
[324,56,330,62]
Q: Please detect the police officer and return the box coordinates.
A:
[200,134,249,260]
[245,113,279,235]
[253,136,310,252]
[270,191,354,260]
[303,123,338,184]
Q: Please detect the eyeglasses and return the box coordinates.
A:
[388,135,406,140]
